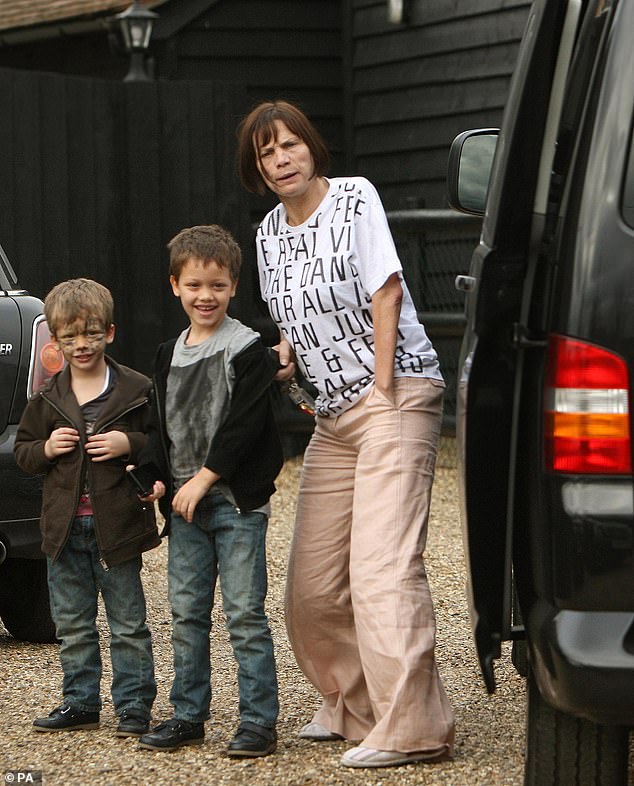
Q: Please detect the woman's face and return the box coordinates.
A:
[255,120,316,201]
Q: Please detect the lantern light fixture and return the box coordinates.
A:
[115,1,158,82]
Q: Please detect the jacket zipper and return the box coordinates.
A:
[90,396,150,570]
[40,393,88,560]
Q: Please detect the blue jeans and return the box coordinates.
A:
[46,516,156,718]
[167,495,278,726]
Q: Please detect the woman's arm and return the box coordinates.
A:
[273,336,296,381]
[371,272,403,401]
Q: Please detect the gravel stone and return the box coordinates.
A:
[0,438,530,785]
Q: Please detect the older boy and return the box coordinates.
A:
[137,225,283,757]
[14,278,159,737]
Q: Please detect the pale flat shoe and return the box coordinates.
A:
[340,744,448,768]
[298,722,343,741]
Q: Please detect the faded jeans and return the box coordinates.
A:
[46,515,156,718]
[167,494,278,727]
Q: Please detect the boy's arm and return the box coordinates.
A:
[123,379,154,463]
[14,397,61,475]
[114,418,150,464]
[204,339,278,481]
[171,465,220,523]
[136,383,162,467]
[85,430,133,462]
[136,342,174,486]
[85,379,152,463]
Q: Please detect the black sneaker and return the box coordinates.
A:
[116,710,150,738]
[33,704,100,732]
[227,722,277,758]
[138,718,205,751]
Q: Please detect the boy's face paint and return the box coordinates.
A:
[52,317,114,374]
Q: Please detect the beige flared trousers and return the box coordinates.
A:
[285,377,455,753]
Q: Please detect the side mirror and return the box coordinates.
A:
[447,129,499,215]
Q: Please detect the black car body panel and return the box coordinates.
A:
[448,0,634,744]
[453,0,575,692]
[0,244,58,642]
[0,287,46,560]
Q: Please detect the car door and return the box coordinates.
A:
[454,0,586,691]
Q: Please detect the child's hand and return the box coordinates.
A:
[86,430,131,461]
[172,468,218,523]
[125,464,165,502]
[141,480,166,503]
[45,427,80,459]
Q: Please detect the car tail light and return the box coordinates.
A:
[27,316,65,397]
[544,334,631,474]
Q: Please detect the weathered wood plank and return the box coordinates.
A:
[353,0,529,32]
[196,0,341,29]
[354,75,510,127]
[121,81,164,371]
[355,108,505,156]
[0,71,16,262]
[354,42,520,92]
[11,72,44,293]
[176,58,342,88]
[353,7,529,66]
[178,30,340,58]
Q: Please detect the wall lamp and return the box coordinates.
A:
[115,1,158,82]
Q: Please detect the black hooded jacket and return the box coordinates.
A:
[140,335,284,532]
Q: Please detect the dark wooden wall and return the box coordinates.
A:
[347,0,531,209]
[0,0,345,221]
[0,0,533,438]
[0,31,123,79]
[155,0,342,141]
[0,0,532,214]
[0,67,252,377]
[152,0,345,225]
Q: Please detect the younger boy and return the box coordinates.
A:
[137,225,283,757]
[14,278,159,737]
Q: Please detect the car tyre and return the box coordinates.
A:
[0,557,57,643]
[524,668,629,786]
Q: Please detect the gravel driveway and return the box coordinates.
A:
[1,439,529,785]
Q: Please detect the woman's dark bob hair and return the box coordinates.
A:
[237,100,330,195]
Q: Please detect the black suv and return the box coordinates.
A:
[0,246,60,642]
[447,0,633,783]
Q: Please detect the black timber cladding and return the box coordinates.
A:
[0,0,532,431]
[0,67,250,377]
[0,0,531,214]
[154,1,343,151]
[151,0,345,225]
[348,0,531,209]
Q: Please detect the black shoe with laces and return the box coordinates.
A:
[116,710,150,738]
[33,704,100,732]
[227,722,277,758]
[138,718,205,751]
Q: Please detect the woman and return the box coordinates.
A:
[237,100,454,769]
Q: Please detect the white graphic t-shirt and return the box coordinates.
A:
[256,176,442,416]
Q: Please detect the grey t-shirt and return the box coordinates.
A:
[166,317,259,508]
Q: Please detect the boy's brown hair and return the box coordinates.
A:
[168,225,242,282]
[44,278,114,335]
